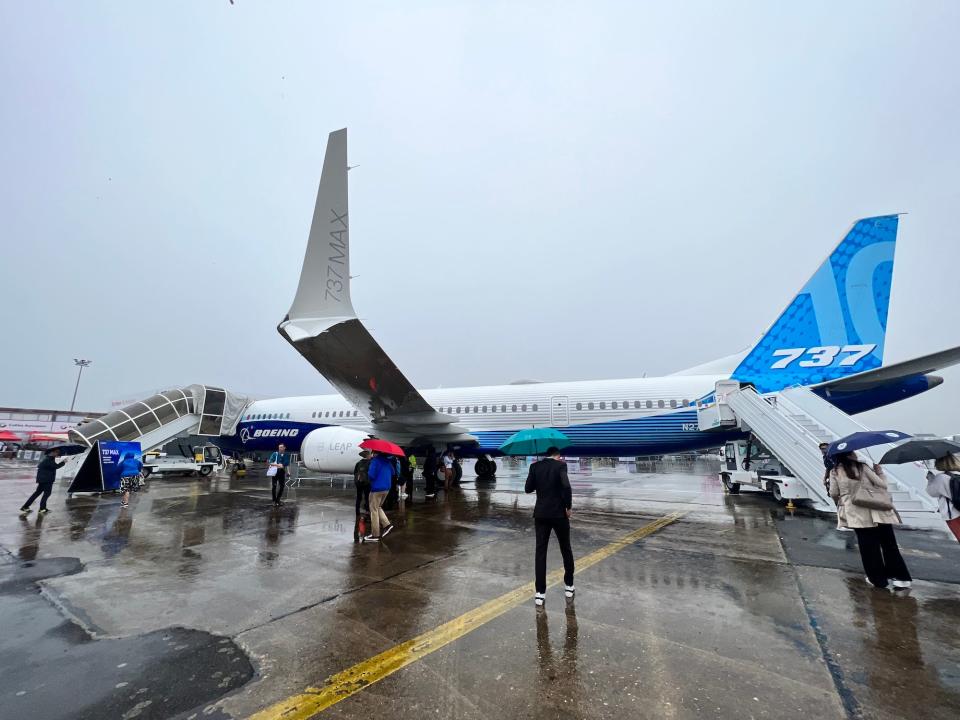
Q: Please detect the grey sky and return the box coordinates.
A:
[1,1,958,434]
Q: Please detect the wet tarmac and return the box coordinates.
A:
[1,457,958,720]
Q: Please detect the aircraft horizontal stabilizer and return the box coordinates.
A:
[817,345,960,392]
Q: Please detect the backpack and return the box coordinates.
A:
[948,472,960,513]
[355,459,371,488]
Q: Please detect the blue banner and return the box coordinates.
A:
[100,441,142,491]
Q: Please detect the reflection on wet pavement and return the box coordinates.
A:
[0,458,957,719]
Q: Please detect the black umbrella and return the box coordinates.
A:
[826,430,912,457]
[879,437,960,464]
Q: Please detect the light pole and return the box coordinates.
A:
[70,359,92,413]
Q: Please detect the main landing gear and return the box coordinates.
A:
[474,456,497,480]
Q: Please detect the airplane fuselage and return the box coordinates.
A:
[219,372,936,457]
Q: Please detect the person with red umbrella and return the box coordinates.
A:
[360,442,400,541]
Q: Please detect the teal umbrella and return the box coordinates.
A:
[499,427,571,456]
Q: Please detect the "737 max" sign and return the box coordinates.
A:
[769,344,877,370]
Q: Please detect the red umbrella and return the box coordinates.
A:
[0,430,21,442]
[359,438,405,457]
[29,432,69,443]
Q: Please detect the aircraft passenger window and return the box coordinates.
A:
[482,405,487,413]
[521,404,527,412]
[491,405,496,413]
[456,406,462,414]
[354,411,359,416]
[612,402,618,410]
[634,401,641,409]
[473,405,478,413]
[588,402,594,410]
[340,411,345,417]
[646,401,653,409]
[447,407,452,414]
[658,400,665,408]
[599,402,606,410]
[532,404,538,411]
[510,404,516,412]
[501,404,507,412]
[623,399,629,408]
[670,400,677,408]
[287,413,291,419]
[683,399,689,406]
[576,403,582,410]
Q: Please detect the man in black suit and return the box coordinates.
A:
[525,447,574,607]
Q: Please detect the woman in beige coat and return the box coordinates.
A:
[829,451,912,589]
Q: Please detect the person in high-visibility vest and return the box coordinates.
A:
[405,454,418,499]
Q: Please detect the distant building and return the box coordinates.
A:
[0,406,105,442]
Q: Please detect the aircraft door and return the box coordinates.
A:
[550,396,569,427]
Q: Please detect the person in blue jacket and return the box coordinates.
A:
[118,452,143,508]
[365,451,396,541]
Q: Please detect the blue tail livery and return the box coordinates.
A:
[732,215,898,393]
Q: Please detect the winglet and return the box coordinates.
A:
[282,128,354,340]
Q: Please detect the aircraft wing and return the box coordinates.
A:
[277,129,474,445]
[816,345,960,392]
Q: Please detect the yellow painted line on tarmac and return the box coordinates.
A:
[248,511,685,720]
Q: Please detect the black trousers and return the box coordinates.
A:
[355,484,369,515]
[535,517,575,594]
[854,524,911,588]
[424,462,437,494]
[271,469,286,503]
[22,483,54,511]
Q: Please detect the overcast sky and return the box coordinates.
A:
[1,1,958,434]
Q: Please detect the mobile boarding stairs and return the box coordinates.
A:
[59,385,250,479]
[697,380,942,529]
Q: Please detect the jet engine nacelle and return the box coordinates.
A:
[300,426,368,474]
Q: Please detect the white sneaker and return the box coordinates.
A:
[534,593,545,607]
[564,585,575,598]
[364,535,381,542]
[892,579,912,589]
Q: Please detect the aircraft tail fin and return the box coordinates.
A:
[732,215,899,393]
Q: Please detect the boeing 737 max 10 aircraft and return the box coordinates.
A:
[213,129,960,474]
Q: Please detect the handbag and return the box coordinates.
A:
[266,466,278,477]
[851,477,894,511]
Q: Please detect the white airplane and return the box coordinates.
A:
[214,128,959,476]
